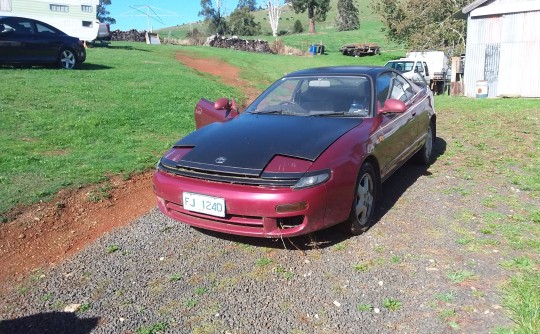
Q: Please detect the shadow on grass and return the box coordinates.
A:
[197,137,447,250]
[107,45,152,52]
[0,312,99,334]
[77,63,113,70]
[1,64,112,70]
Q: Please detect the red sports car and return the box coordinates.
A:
[153,66,436,237]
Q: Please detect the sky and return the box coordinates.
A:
[107,0,256,31]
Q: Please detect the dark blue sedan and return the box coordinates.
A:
[0,16,86,69]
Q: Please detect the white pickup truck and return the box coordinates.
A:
[384,58,430,85]
[385,51,450,94]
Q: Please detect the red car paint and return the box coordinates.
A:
[154,66,436,238]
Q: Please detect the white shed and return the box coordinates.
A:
[459,0,540,97]
[0,0,100,41]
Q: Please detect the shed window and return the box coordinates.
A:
[0,0,12,12]
[81,5,92,13]
[50,4,69,12]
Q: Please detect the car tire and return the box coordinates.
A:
[343,162,378,235]
[58,49,76,69]
[415,121,435,165]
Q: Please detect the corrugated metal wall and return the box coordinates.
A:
[498,11,540,97]
[464,2,540,98]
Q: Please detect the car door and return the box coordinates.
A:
[33,21,64,62]
[2,18,40,62]
[403,73,433,153]
[0,20,24,62]
[373,71,419,180]
[194,98,239,129]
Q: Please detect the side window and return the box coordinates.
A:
[403,62,414,72]
[423,62,429,76]
[36,22,57,34]
[415,62,424,73]
[1,22,14,32]
[297,79,309,95]
[6,19,33,34]
[394,75,415,102]
[376,72,393,109]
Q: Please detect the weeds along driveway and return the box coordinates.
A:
[2,135,531,333]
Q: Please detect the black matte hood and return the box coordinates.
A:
[174,114,361,176]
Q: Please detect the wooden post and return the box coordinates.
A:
[451,57,463,96]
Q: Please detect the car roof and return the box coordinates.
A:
[284,66,394,79]
[0,16,33,20]
[0,16,52,24]
[0,16,67,35]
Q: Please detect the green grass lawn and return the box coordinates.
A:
[0,43,239,215]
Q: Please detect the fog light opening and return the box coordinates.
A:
[275,202,308,213]
[277,215,304,229]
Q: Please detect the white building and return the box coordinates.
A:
[0,0,101,41]
[458,0,540,98]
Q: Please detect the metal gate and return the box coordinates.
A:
[484,44,500,97]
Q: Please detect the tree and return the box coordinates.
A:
[186,28,206,45]
[198,0,227,35]
[293,19,303,33]
[97,0,116,25]
[229,7,261,36]
[291,0,331,34]
[236,0,257,11]
[266,0,284,37]
[372,0,469,56]
[335,0,359,31]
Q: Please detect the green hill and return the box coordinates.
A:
[156,0,404,57]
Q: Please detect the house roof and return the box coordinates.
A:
[455,0,540,19]
[453,0,490,19]
[462,0,491,15]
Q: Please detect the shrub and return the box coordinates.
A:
[185,28,206,45]
[293,19,303,33]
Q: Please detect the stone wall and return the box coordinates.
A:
[207,35,274,54]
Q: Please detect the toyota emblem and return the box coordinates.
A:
[215,157,227,164]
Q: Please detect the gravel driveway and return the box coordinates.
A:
[0,139,520,333]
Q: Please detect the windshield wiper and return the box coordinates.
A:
[310,111,369,117]
[250,109,284,114]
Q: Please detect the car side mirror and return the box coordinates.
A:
[378,99,406,114]
[214,97,239,117]
[214,97,231,110]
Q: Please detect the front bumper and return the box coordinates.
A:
[153,169,329,238]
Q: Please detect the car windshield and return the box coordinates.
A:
[246,76,372,117]
[384,61,414,73]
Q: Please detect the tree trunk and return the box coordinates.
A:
[309,18,315,33]
[308,5,315,33]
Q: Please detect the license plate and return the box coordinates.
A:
[182,192,225,217]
